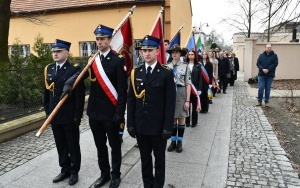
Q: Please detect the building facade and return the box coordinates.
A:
[9,0,193,57]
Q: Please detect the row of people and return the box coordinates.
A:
[44,22,239,188]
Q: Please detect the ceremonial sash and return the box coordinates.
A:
[201,65,210,84]
[190,83,201,111]
[91,55,118,106]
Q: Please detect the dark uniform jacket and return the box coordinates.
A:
[127,62,176,135]
[87,51,127,120]
[44,61,85,126]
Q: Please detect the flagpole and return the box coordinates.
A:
[36,5,137,137]
[170,24,184,44]
[149,7,164,34]
[112,5,136,37]
[185,28,194,47]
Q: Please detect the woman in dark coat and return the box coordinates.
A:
[200,51,213,113]
[229,52,240,86]
[185,50,202,127]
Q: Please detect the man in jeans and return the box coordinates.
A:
[256,44,278,108]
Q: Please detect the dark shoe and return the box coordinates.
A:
[223,91,226,94]
[69,174,78,186]
[213,93,216,97]
[167,141,176,152]
[191,124,197,128]
[134,143,139,148]
[256,102,262,106]
[176,141,183,153]
[209,100,213,104]
[53,172,70,183]
[217,90,221,93]
[109,178,121,188]
[186,124,190,127]
[94,176,111,188]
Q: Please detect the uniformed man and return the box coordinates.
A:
[127,35,176,188]
[44,39,85,186]
[60,25,127,188]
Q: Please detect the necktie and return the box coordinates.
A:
[56,65,60,75]
[146,66,152,80]
[173,65,177,91]
[100,54,104,61]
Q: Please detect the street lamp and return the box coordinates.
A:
[199,22,209,32]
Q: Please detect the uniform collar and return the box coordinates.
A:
[145,61,157,73]
[100,49,110,58]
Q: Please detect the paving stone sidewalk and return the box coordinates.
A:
[227,73,300,188]
[0,115,90,176]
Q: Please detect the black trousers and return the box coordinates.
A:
[89,118,122,179]
[52,123,81,175]
[219,75,228,92]
[186,93,198,125]
[200,91,209,112]
[136,134,167,188]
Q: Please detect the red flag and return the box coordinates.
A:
[150,16,166,64]
[111,17,134,75]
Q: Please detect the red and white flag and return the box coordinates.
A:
[111,17,134,75]
[150,15,166,64]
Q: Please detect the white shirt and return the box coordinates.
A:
[100,50,110,58]
[145,61,157,74]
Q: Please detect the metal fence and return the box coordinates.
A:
[0,68,89,124]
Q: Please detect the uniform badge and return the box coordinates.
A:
[107,57,110,60]
[64,67,66,70]
[157,69,160,72]
[124,65,127,71]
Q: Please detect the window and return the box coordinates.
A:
[9,44,30,57]
[79,41,97,57]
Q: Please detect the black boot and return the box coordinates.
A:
[167,141,177,152]
[176,141,183,153]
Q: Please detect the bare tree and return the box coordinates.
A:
[259,0,300,42]
[0,0,12,67]
[221,0,262,38]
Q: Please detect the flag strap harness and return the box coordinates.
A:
[92,54,118,106]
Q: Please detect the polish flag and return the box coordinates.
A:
[111,17,134,75]
[150,16,166,64]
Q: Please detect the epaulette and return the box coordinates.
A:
[162,64,172,71]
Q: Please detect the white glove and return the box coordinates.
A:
[197,91,202,95]
[209,85,212,88]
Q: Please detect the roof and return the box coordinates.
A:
[11,0,163,14]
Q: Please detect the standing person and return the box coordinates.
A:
[200,51,213,113]
[44,39,85,186]
[256,44,278,108]
[185,50,202,128]
[217,51,230,94]
[164,39,173,63]
[63,24,128,188]
[88,25,127,188]
[166,45,191,153]
[209,51,219,97]
[127,35,176,188]
[229,52,239,86]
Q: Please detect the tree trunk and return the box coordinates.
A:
[0,0,11,68]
